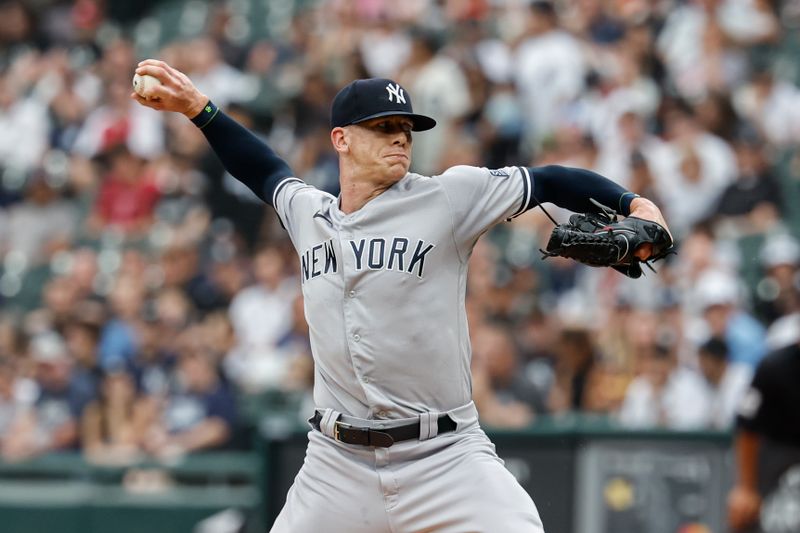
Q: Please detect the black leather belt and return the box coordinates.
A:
[310,411,457,447]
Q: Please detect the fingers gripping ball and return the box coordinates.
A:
[541,202,675,279]
[132,73,161,100]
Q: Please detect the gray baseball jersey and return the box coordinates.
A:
[273,164,533,419]
[269,164,544,532]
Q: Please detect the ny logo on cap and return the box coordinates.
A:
[385,83,406,104]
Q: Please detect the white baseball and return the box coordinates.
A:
[132,73,161,99]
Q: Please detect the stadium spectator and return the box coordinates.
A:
[732,64,800,148]
[3,332,92,461]
[131,310,176,399]
[97,274,146,371]
[696,336,752,429]
[478,81,525,168]
[0,315,26,360]
[656,0,745,100]
[471,323,537,428]
[86,145,160,237]
[272,293,314,392]
[513,0,586,145]
[204,252,250,310]
[0,65,50,175]
[710,133,783,238]
[675,223,730,287]
[548,326,607,415]
[197,312,238,374]
[81,367,142,464]
[694,269,767,369]
[38,275,81,332]
[0,170,77,267]
[0,358,35,457]
[754,233,800,329]
[63,248,101,303]
[226,245,298,392]
[653,102,736,238]
[618,340,710,429]
[183,37,252,110]
[64,316,103,411]
[140,348,236,459]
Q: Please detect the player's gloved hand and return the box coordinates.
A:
[130,59,209,119]
[541,197,674,279]
[627,197,672,260]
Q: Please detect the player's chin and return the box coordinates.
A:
[385,161,410,180]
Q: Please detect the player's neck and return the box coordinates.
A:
[338,173,400,214]
[338,181,390,214]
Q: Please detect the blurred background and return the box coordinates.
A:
[1,0,800,532]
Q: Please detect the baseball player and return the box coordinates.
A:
[132,59,671,532]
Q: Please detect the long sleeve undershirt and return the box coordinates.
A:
[194,104,293,207]
[528,165,636,216]
[191,103,635,215]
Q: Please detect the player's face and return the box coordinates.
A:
[348,116,414,181]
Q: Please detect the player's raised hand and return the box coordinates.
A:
[130,59,208,119]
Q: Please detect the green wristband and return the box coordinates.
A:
[191,100,219,129]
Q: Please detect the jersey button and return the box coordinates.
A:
[362,376,370,383]
[377,410,387,417]
[348,290,356,298]
[353,334,361,342]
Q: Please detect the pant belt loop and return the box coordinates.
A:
[445,401,478,433]
[320,408,341,439]
[418,411,439,441]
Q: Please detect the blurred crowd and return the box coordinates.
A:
[1,0,800,463]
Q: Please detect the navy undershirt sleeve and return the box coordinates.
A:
[527,165,638,216]
[191,101,293,207]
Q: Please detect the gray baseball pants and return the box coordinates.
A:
[269,402,545,532]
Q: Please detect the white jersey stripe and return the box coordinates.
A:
[508,166,532,220]
[272,176,303,207]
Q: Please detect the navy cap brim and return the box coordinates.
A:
[349,110,437,132]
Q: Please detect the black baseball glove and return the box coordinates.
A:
[541,202,674,279]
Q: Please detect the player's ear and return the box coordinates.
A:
[331,127,349,154]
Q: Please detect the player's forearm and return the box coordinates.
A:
[190,101,294,206]
[735,430,760,490]
[530,165,638,215]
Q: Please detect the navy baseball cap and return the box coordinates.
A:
[330,78,437,132]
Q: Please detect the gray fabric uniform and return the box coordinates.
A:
[269,165,544,532]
